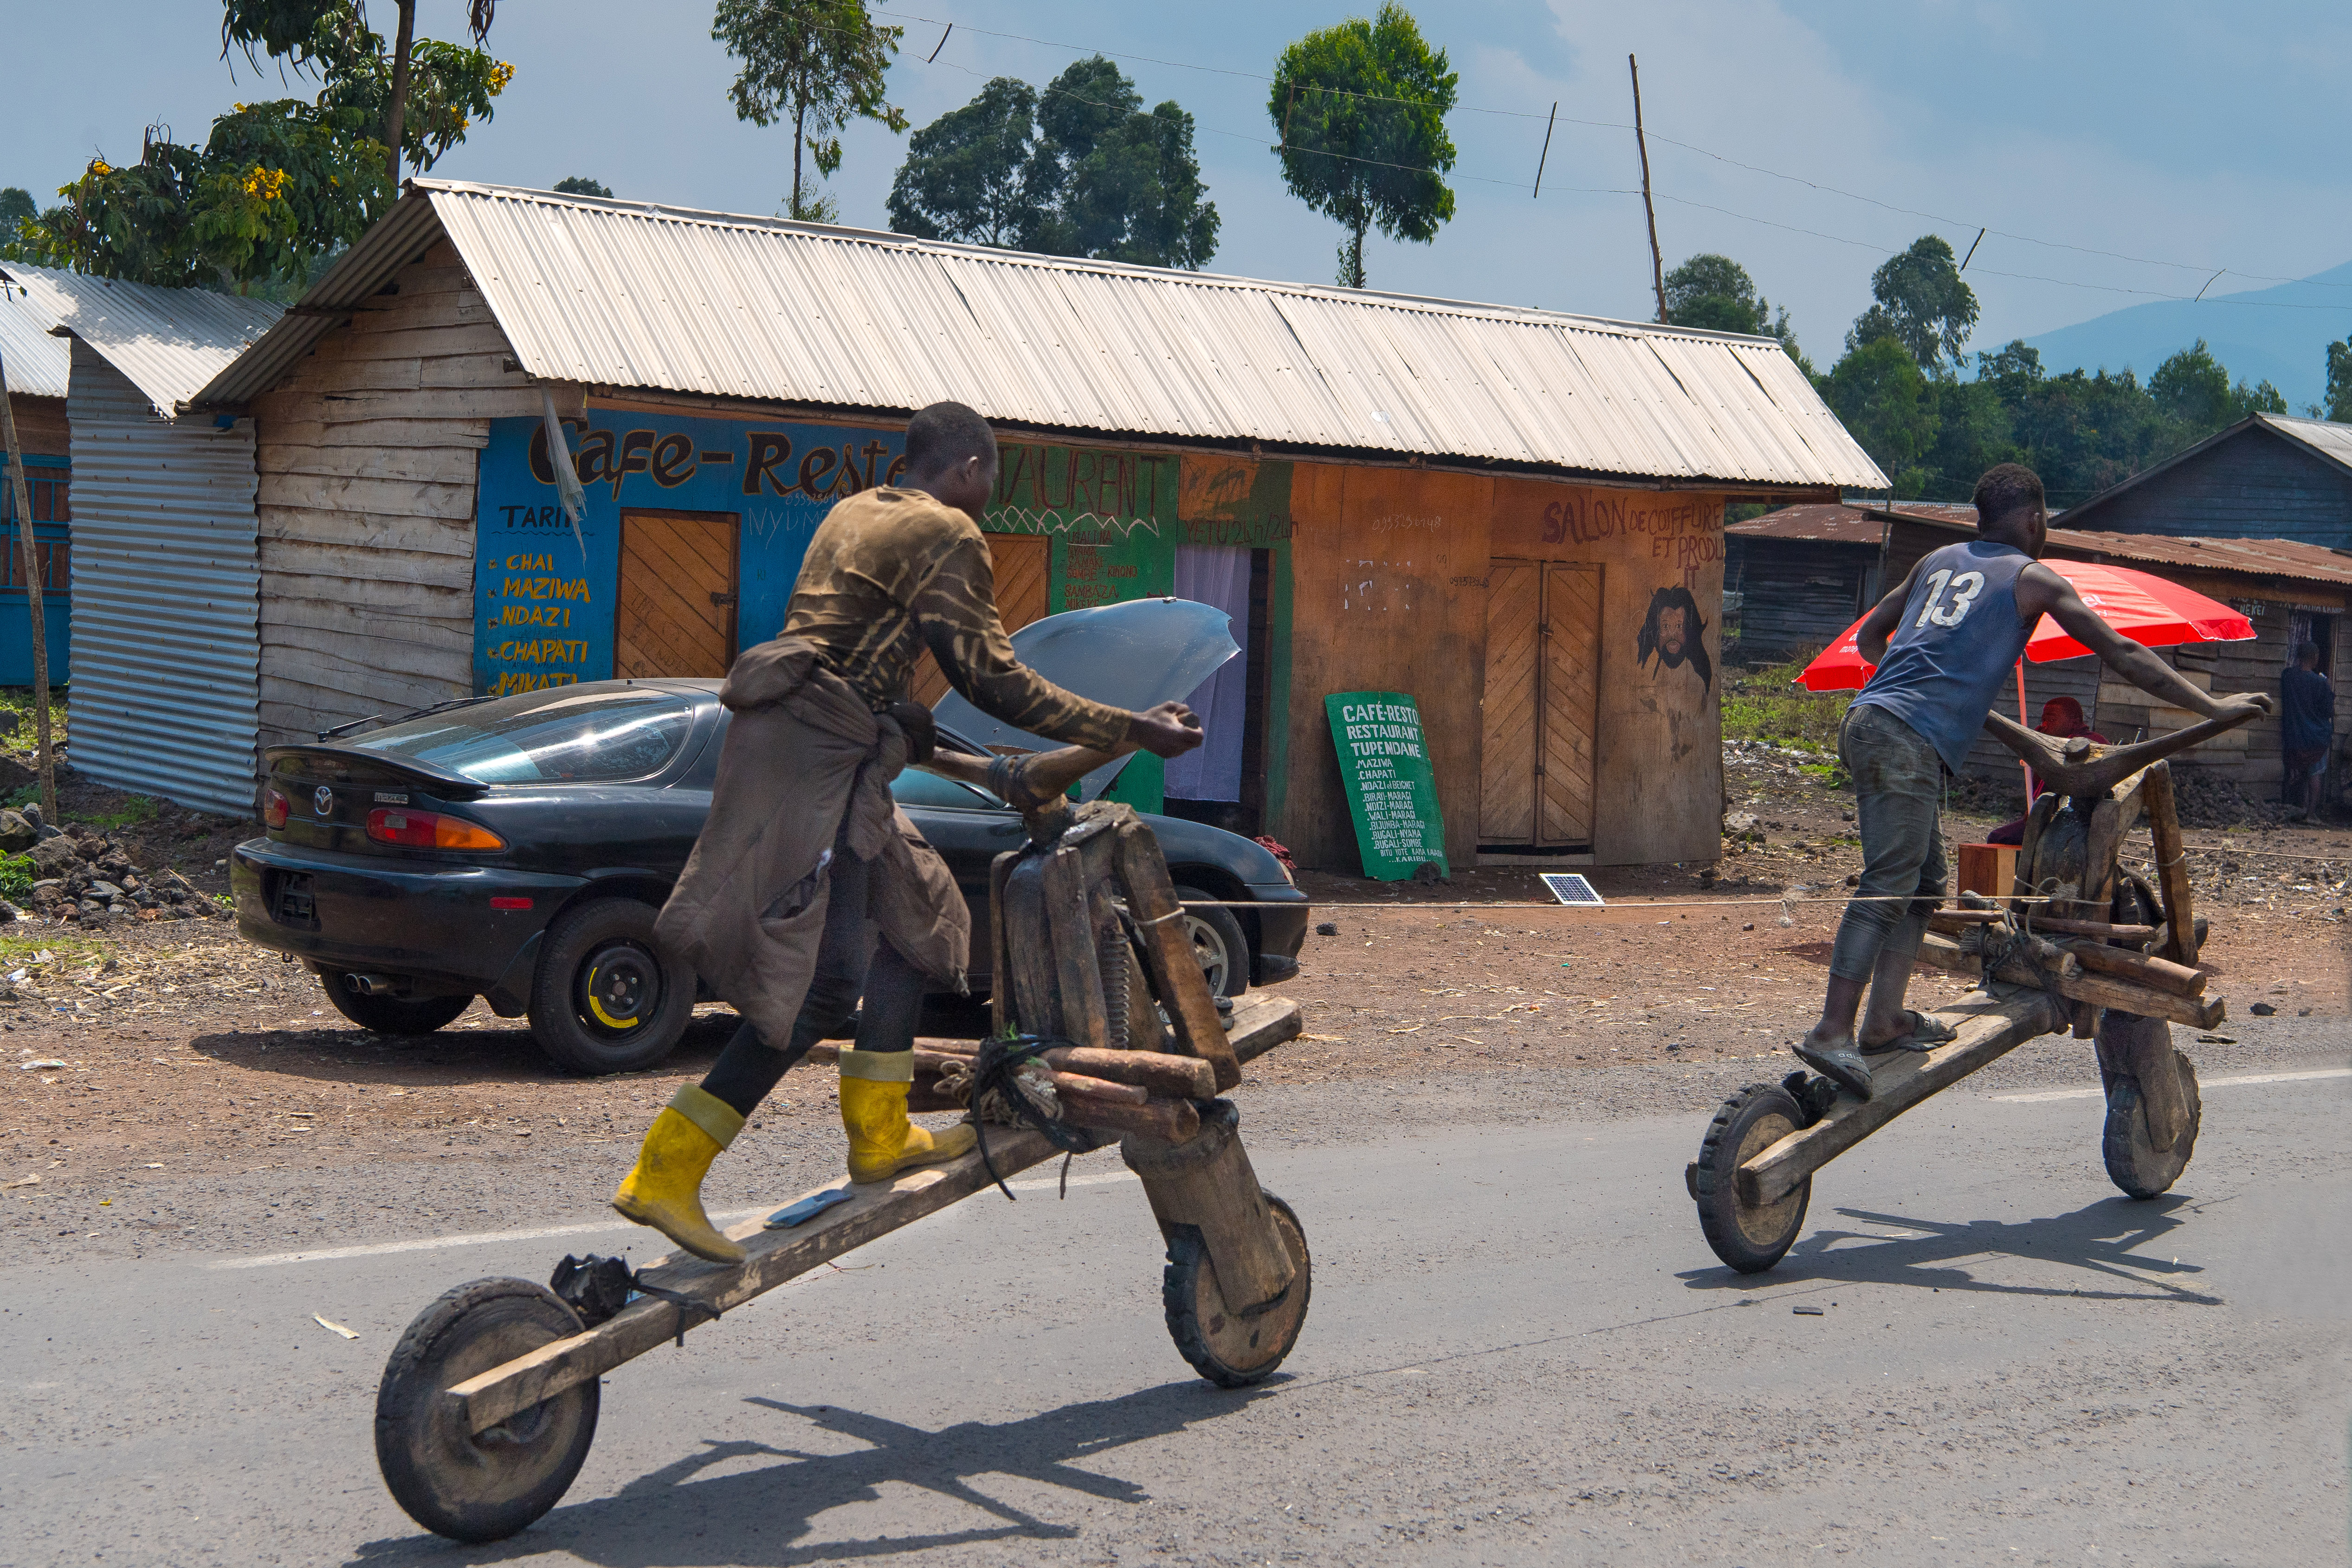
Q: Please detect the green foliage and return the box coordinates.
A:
[81,794,159,831]
[1721,658,1853,755]
[0,688,65,760]
[2326,338,2352,423]
[1824,337,1936,494]
[888,58,1219,269]
[1846,234,1979,379]
[6,2,509,290]
[552,175,613,198]
[1662,252,1807,370]
[2149,338,2283,427]
[0,189,33,226]
[714,0,906,222]
[1268,4,1457,289]
[0,853,35,902]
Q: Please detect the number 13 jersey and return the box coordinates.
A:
[1852,540,2035,774]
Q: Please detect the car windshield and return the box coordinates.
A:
[351,690,695,783]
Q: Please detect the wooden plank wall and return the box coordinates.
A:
[6,395,69,458]
[2063,428,2352,547]
[1490,479,1726,866]
[1723,536,1875,662]
[1279,464,1491,870]
[249,239,541,746]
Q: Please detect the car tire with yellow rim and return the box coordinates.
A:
[527,897,694,1075]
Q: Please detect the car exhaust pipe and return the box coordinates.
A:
[345,973,401,997]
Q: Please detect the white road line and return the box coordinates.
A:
[203,1169,1139,1271]
[1994,1067,2350,1104]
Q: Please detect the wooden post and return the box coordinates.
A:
[1114,818,1241,1090]
[1628,55,1668,324]
[1041,840,1110,1050]
[0,345,55,825]
[1122,1101,1296,1314]
[2142,762,2199,967]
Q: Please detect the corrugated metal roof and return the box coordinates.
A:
[195,180,1887,491]
[1727,503,1882,543]
[0,262,282,415]
[2256,411,2352,474]
[0,278,70,400]
[1862,498,2352,587]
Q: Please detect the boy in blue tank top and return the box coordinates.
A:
[1796,465,2272,1099]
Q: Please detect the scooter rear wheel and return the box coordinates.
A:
[1693,1083,1810,1273]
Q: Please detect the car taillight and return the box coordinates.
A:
[264,787,291,828]
[366,808,505,851]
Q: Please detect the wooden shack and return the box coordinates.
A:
[190,180,1883,868]
[1722,503,1886,661]
[2057,412,2352,549]
[0,273,72,686]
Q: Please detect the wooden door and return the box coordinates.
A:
[909,532,1051,704]
[1540,564,1601,845]
[1479,560,1600,848]
[615,510,738,678]
[1479,563,1540,842]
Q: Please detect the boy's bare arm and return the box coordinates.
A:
[2016,563,2272,721]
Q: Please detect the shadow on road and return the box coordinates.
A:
[347,1380,1272,1565]
[1678,1194,2224,1305]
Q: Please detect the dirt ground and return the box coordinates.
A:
[1,743,2345,1233]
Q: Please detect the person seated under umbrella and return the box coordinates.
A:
[1983,696,2107,845]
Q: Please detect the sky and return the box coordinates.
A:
[12,1,2352,384]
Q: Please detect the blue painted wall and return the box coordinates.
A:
[472,412,904,695]
[0,453,70,685]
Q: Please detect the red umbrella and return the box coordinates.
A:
[1796,559,2254,692]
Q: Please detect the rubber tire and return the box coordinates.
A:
[527,897,694,1075]
[2102,1051,2202,1199]
[321,977,472,1036]
[1163,1191,1311,1387]
[1693,1083,1811,1273]
[1171,884,1249,1000]
[375,1277,599,1543]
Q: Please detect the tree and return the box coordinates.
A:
[888,58,1219,269]
[1268,4,1457,289]
[1822,336,1936,495]
[2327,337,2352,424]
[1846,234,1978,379]
[1661,252,1806,369]
[0,189,33,229]
[553,176,613,197]
[221,0,500,185]
[887,77,1044,247]
[714,0,905,224]
[2150,339,2284,437]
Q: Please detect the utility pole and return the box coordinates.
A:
[0,323,56,826]
[1628,54,1667,324]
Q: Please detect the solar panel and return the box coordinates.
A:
[1540,873,1605,907]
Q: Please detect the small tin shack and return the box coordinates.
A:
[190,181,1882,867]
[0,277,73,685]
[2056,412,2352,549]
[0,265,281,816]
[1722,503,1886,661]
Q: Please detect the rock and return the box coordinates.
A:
[0,809,34,853]
[88,881,124,901]
[34,824,58,840]
[28,836,82,878]
[1724,811,1758,833]
[2249,1001,2276,1016]
[1315,921,1338,936]
[0,901,17,923]
[1410,860,1449,884]
[19,803,39,828]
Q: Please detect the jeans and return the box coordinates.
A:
[1827,703,1949,984]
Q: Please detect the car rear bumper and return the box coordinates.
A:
[231,837,582,1001]
[1246,883,1309,986]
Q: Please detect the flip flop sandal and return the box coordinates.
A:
[1862,1009,1959,1054]
[1793,1036,1875,1099]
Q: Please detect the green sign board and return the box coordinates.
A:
[1325,691,1447,880]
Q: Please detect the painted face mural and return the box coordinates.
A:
[1637,585,1712,693]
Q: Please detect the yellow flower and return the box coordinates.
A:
[87,158,112,178]
[489,61,515,92]
[241,166,290,201]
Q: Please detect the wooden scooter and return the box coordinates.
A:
[371,741,1308,1543]
[1688,704,2256,1273]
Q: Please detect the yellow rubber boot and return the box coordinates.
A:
[840,1049,977,1183]
[613,1085,746,1264]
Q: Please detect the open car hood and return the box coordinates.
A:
[932,597,1238,801]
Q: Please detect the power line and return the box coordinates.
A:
[879,6,2352,301]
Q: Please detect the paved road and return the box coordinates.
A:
[6,1043,2347,1567]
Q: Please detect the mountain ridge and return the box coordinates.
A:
[2020,260,2352,411]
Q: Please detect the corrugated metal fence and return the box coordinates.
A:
[66,344,259,818]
